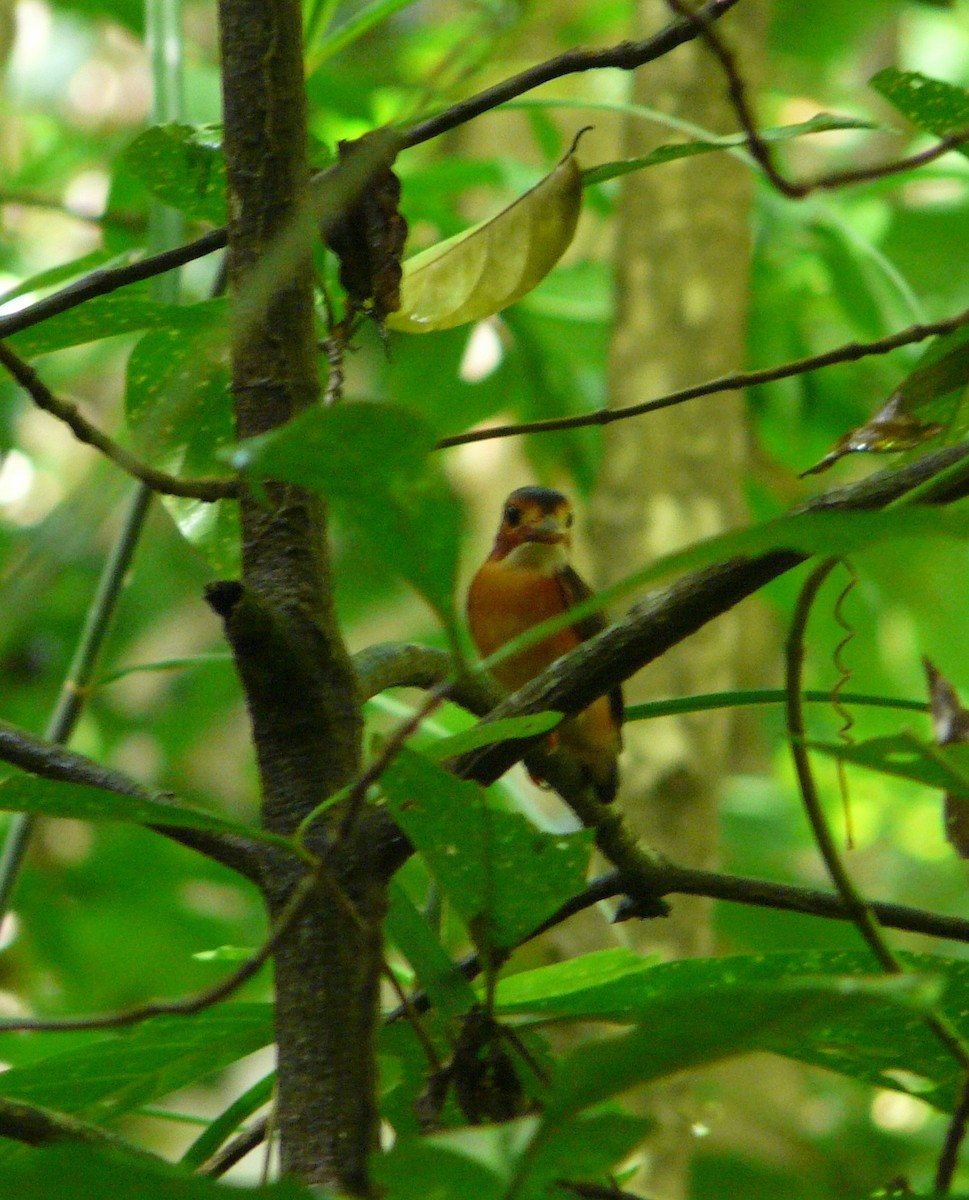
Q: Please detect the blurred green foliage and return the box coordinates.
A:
[1,0,969,1195]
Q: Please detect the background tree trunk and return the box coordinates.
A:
[588,3,769,1195]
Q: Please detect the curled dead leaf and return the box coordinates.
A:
[385,140,585,334]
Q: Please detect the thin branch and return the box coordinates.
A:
[936,1075,969,1194]
[0,1095,167,1159]
[0,229,226,341]
[0,2,743,346]
[0,342,238,501]
[435,307,969,450]
[401,0,743,149]
[665,0,969,196]
[201,1119,269,1178]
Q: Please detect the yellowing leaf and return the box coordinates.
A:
[385,149,583,333]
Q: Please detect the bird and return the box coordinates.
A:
[466,486,623,803]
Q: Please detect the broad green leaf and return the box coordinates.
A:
[0,1142,314,1199]
[583,113,876,186]
[0,250,128,310]
[500,949,969,1110]
[544,973,939,1118]
[381,748,593,950]
[0,767,292,854]
[870,69,969,155]
[518,1111,651,1200]
[385,879,479,1019]
[0,1005,273,1132]
[385,149,583,333]
[372,1122,510,1200]
[374,1112,649,1200]
[227,402,462,623]
[8,296,193,358]
[121,124,226,225]
[425,711,562,761]
[807,732,969,797]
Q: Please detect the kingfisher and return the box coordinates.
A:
[467,486,623,803]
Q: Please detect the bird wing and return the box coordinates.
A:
[555,565,624,734]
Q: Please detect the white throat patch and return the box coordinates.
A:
[504,540,569,575]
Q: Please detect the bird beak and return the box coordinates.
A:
[523,515,567,543]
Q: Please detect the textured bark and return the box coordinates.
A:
[588,2,768,1194]
[216,0,379,1190]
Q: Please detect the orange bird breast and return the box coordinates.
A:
[466,553,622,802]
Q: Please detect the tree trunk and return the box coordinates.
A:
[589,3,767,1194]
[216,0,382,1190]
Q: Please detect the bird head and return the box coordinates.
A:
[490,487,574,561]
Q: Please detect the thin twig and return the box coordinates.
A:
[435,307,969,450]
[665,0,969,195]
[200,1118,269,1178]
[0,342,238,501]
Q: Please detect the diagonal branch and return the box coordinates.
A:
[435,307,969,450]
[0,343,238,501]
[0,716,262,879]
[0,1,743,345]
[401,0,743,149]
[664,0,969,196]
[454,441,969,785]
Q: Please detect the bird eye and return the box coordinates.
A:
[565,512,574,528]
[504,505,521,527]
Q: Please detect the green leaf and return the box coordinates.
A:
[0,767,291,853]
[871,68,969,155]
[544,973,939,1118]
[500,949,969,1110]
[385,880,479,1019]
[8,296,191,358]
[0,250,129,310]
[425,711,563,761]
[519,1111,651,1200]
[583,113,877,185]
[124,302,238,573]
[380,748,593,950]
[0,1005,273,1132]
[385,149,583,333]
[372,1122,511,1200]
[374,1112,650,1200]
[227,402,462,623]
[307,0,425,73]
[0,1142,315,1199]
[121,124,226,225]
[807,732,969,796]
[494,947,663,1020]
[179,1072,275,1170]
